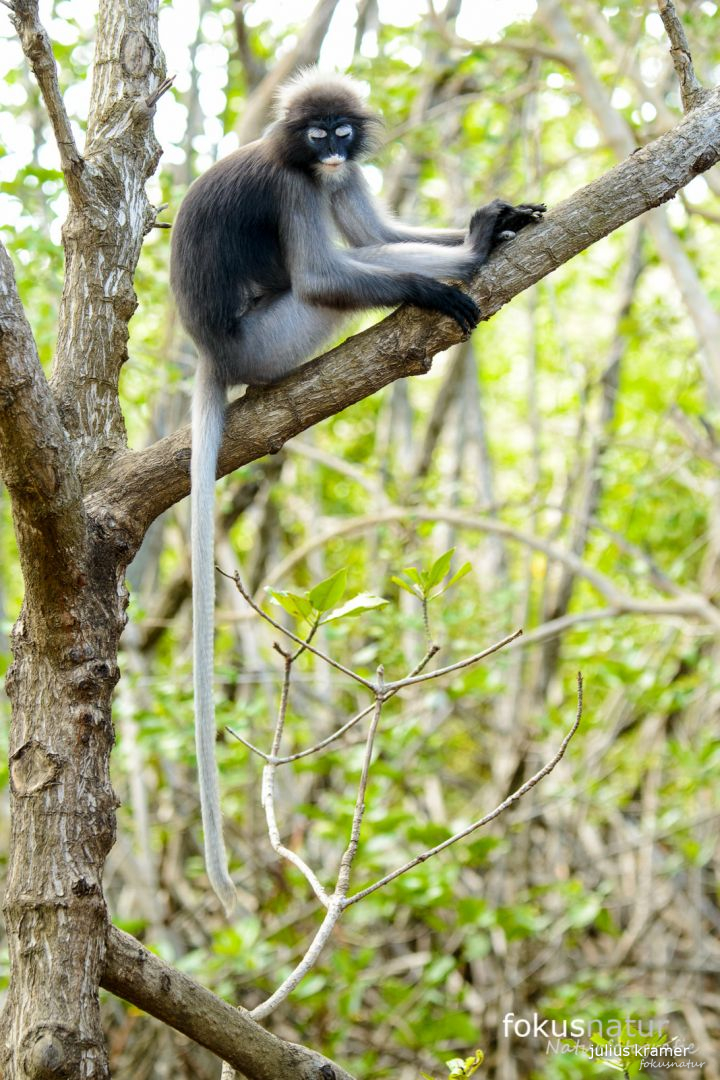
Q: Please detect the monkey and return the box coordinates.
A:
[170,68,545,915]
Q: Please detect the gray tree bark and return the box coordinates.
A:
[1,1,720,1077]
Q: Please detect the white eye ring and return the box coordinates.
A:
[308,128,327,139]
[335,124,352,137]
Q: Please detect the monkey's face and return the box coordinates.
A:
[307,119,358,176]
[282,114,366,175]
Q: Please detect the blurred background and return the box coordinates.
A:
[1,1,719,1077]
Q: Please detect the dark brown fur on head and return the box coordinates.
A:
[274,68,381,155]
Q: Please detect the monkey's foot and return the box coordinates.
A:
[492,202,546,243]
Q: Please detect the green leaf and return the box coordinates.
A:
[321,593,388,623]
[443,561,472,591]
[391,575,422,598]
[426,548,455,590]
[446,1049,484,1077]
[308,568,347,613]
[265,588,314,622]
[401,565,424,588]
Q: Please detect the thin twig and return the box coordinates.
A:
[225,571,376,691]
[657,0,707,111]
[383,628,523,692]
[336,668,384,897]
[146,74,175,108]
[225,729,269,761]
[260,644,441,764]
[252,671,387,1020]
[344,673,584,908]
[421,597,433,652]
[260,653,330,907]
[11,0,85,187]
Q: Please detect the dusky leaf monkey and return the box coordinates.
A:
[170,68,545,914]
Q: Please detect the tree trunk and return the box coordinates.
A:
[1,2,720,1076]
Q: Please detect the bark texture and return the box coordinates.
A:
[103,927,357,1080]
[1,2,720,1076]
[0,1,166,1077]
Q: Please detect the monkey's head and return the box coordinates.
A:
[271,68,381,178]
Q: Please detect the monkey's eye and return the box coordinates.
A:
[335,124,352,138]
[308,128,327,140]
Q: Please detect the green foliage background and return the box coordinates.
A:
[0,1,719,1077]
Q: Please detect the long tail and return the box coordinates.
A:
[191,362,237,916]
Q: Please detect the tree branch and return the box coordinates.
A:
[345,674,583,906]
[102,926,357,1080]
[9,0,86,194]
[0,241,87,633]
[94,85,720,548]
[49,0,168,460]
[657,0,708,111]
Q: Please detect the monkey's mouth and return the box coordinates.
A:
[320,157,345,170]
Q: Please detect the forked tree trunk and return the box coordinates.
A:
[1,1,720,1076]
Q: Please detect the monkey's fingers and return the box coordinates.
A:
[443,288,480,334]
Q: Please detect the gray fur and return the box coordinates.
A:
[170,68,545,915]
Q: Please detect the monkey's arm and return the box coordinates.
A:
[284,189,480,333]
[331,165,466,248]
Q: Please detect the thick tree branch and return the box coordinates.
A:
[93,85,720,547]
[0,242,87,631]
[49,0,168,462]
[102,926,357,1080]
[9,0,86,195]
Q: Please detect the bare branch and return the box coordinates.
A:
[657,0,708,111]
[226,729,269,761]
[260,654,331,906]
[383,629,523,692]
[251,671,386,1020]
[9,0,85,191]
[344,674,584,907]
[336,670,385,897]
[250,900,344,1022]
[102,926,357,1080]
[146,74,175,108]
[260,644,441,764]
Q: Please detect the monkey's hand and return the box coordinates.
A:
[404,275,480,335]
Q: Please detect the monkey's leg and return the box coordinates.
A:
[227,293,349,385]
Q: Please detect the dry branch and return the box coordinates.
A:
[657,0,708,111]
[9,0,85,190]
[102,927,357,1080]
[346,672,583,906]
